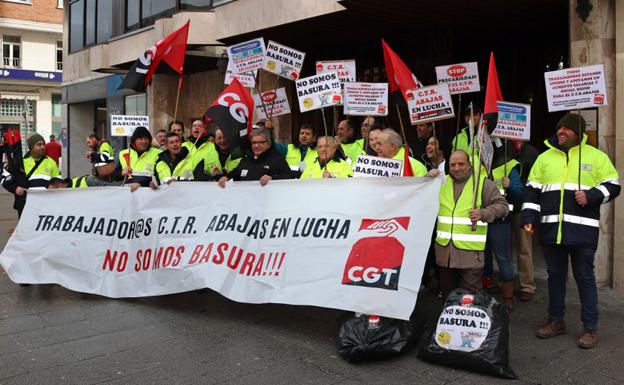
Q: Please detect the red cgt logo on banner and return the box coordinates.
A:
[341,217,410,291]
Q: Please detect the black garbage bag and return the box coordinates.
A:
[337,313,413,363]
[418,289,517,379]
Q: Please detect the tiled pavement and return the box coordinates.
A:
[2,191,624,384]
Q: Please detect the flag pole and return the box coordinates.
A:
[268,74,280,120]
[321,108,329,137]
[453,93,462,152]
[577,109,582,191]
[394,104,408,146]
[173,75,183,123]
[256,71,271,123]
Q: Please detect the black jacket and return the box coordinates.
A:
[227,148,292,181]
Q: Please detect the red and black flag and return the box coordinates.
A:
[2,129,27,187]
[481,52,503,134]
[382,39,423,104]
[203,78,254,150]
[118,21,190,92]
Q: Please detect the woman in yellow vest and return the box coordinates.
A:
[301,136,352,179]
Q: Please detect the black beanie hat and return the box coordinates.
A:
[556,113,586,134]
[130,126,152,143]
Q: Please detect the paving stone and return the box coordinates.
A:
[219,360,340,385]
[0,314,50,336]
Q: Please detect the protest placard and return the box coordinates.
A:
[353,155,402,177]
[295,72,342,112]
[544,64,607,112]
[224,60,257,88]
[492,101,531,141]
[263,40,305,81]
[406,84,454,125]
[435,62,480,95]
[343,82,388,116]
[253,87,291,120]
[111,115,149,137]
[316,60,356,83]
[227,38,266,74]
[477,125,494,174]
[1,178,442,321]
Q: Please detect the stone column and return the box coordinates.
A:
[613,0,624,292]
[569,0,616,287]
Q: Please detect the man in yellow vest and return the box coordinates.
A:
[2,133,59,218]
[113,127,161,190]
[336,119,364,165]
[301,136,352,179]
[435,150,508,297]
[522,113,620,349]
[154,132,196,185]
[376,129,428,176]
[214,128,242,174]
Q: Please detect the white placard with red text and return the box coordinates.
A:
[0,179,441,320]
[227,38,266,74]
[406,84,455,125]
[253,87,291,120]
[343,82,389,116]
[435,62,480,95]
[295,72,343,112]
[263,40,305,81]
[316,60,356,83]
[224,60,257,88]
[544,64,608,112]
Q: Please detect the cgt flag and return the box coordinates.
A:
[118,21,190,92]
[382,39,423,104]
[203,78,254,150]
[481,52,503,135]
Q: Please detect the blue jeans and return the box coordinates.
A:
[484,222,515,282]
[543,244,598,330]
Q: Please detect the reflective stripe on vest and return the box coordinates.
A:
[435,174,488,251]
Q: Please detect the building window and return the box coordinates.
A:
[180,0,214,10]
[85,0,96,46]
[1,0,33,4]
[51,94,62,138]
[56,41,63,70]
[125,94,147,116]
[0,98,33,118]
[96,0,112,43]
[69,0,84,53]
[2,36,21,68]
[58,0,63,8]
[141,0,176,28]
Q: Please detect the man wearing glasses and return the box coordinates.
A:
[218,128,292,187]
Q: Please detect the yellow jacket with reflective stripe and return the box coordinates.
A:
[392,147,428,177]
[190,141,221,177]
[300,157,353,179]
[521,134,620,248]
[23,155,59,189]
[341,138,364,165]
[285,144,317,172]
[436,174,488,251]
[490,159,520,211]
[119,147,161,185]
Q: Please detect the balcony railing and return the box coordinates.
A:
[2,57,21,68]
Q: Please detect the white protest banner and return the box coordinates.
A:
[544,64,608,112]
[435,62,480,95]
[227,38,266,74]
[406,84,454,125]
[253,88,291,120]
[295,72,342,112]
[224,60,257,88]
[263,40,305,81]
[343,82,389,116]
[492,101,531,141]
[316,60,356,83]
[1,178,441,321]
[111,115,149,137]
[353,155,402,177]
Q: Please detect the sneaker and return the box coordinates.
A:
[536,319,566,338]
[578,329,597,349]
